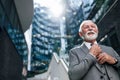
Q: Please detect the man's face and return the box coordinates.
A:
[79,21,98,41]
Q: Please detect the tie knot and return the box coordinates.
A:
[90,43,93,46]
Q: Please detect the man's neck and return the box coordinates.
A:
[85,40,96,44]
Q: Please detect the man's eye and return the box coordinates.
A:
[91,26,95,28]
[84,26,89,29]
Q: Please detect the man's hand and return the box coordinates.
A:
[89,44,102,57]
[97,52,117,64]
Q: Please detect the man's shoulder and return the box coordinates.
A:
[99,44,112,49]
[70,44,82,51]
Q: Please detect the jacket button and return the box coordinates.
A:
[100,76,103,79]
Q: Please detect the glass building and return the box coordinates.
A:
[31,2,62,72]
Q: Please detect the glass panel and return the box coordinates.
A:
[6,24,28,65]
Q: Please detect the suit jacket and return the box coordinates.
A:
[68,43,120,80]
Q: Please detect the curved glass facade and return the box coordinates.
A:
[6,24,28,64]
[31,3,61,72]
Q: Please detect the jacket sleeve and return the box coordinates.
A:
[68,49,96,80]
[111,47,120,69]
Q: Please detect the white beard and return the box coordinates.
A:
[83,31,98,41]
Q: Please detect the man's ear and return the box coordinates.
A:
[79,32,83,37]
[79,32,84,39]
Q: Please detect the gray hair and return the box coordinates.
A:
[78,20,97,32]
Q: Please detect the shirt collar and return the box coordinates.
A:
[84,41,97,49]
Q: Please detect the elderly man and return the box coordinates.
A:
[68,20,120,80]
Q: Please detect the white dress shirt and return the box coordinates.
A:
[84,41,97,49]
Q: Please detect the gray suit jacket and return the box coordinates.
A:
[68,43,120,80]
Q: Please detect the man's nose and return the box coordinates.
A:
[88,27,93,31]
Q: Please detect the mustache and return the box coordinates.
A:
[86,31,96,35]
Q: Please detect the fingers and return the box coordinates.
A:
[90,44,102,57]
[89,44,115,64]
[97,53,106,64]
[97,52,115,64]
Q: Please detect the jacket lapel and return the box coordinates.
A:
[80,43,102,72]
[80,43,89,55]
